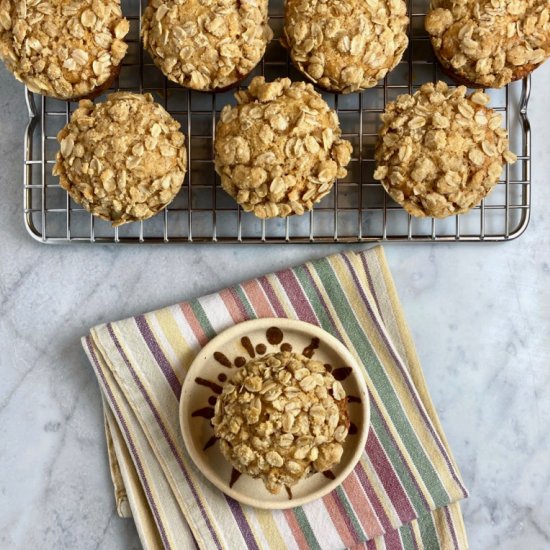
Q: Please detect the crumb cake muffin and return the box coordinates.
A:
[214,77,353,218]
[283,0,409,93]
[141,0,272,92]
[374,81,517,218]
[0,0,129,100]
[426,0,550,88]
[212,351,349,494]
[53,92,187,226]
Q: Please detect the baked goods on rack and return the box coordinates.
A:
[141,0,272,92]
[212,351,350,494]
[53,92,187,226]
[374,81,517,218]
[0,0,129,100]
[214,77,353,219]
[283,0,409,93]
[426,0,550,88]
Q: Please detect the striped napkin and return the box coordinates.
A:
[83,246,468,550]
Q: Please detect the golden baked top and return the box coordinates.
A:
[53,92,187,226]
[141,0,272,91]
[212,351,349,494]
[426,0,550,88]
[374,81,517,218]
[0,0,129,99]
[215,77,352,218]
[283,0,409,93]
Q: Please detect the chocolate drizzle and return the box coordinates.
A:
[285,486,293,500]
[203,436,218,451]
[255,343,267,355]
[234,356,246,368]
[349,422,358,435]
[332,367,352,381]
[191,407,215,419]
[214,351,232,368]
[266,327,284,345]
[208,396,217,406]
[195,377,223,394]
[280,342,292,352]
[217,373,227,382]
[324,363,332,372]
[322,470,336,480]
[241,337,255,357]
[302,337,320,358]
[347,395,361,404]
[229,468,242,488]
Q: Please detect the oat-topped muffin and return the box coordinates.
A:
[426,0,550,88]
[212,351,349,494]
[141,0,272,92]
[374,81,517,218]
[53,93,187,226]
[214,77,353,218]
[0,0,129,100]
[283,0,409,93]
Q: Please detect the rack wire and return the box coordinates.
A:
[23,0,532,244]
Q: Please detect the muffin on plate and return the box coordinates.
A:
[0,0,129,100]
[373,81,517,218]
[214,77,353,219]
[283,0,409,93]
[141,0,272,92]
[425,0,550,88]
[212,351,350,494]
[53,92,187,226]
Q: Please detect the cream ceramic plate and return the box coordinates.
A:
[179,318,370,509]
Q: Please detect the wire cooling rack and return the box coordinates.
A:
[23,0,532,244]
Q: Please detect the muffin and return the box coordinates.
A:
[53,92,187,226]
[426,1,550,88]
[0,0,129,100]
[212,351,349,494]
[373,81,517,218]
[283,0,409,93]
[214,77,353,218]
[141,0,272,92]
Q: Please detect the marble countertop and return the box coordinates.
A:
[1,60,549,549]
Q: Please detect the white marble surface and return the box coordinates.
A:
[1,59,549,549]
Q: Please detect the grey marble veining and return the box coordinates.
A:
[1,61,549,549]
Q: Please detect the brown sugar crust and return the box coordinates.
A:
[0,0,129,100]
[426,1,550,88]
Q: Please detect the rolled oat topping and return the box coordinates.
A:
[141,0,272,92]
[53,92,187,226]
[374,81,517,218]
[214,77,353,219]
[212,351,349,494]
[0,0,129,99]
[426,0,550,88]
[283,0,409,93]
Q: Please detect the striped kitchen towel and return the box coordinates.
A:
[83,246,468,550]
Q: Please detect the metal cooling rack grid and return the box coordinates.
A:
[23,0,532,244]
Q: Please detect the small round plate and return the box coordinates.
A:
[179,318,370,509]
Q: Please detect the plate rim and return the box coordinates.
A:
[179,317,370,510]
